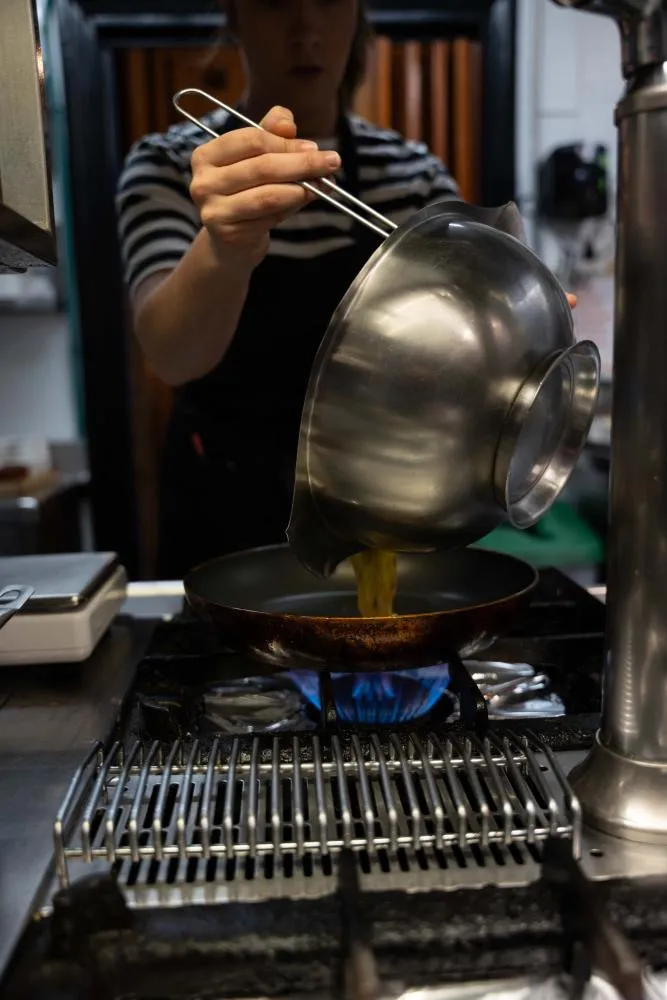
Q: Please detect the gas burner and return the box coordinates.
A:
[136,674,314,739]
[201,676,314,734]
[288,660,564,728]
[288,665,453,725]
[464,661,566,719]
[134,657,563,739]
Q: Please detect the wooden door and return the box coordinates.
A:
[452,39,483,203]
[353,36,392,127]
[116,44,245,148]
[426,40,451,166]
[354,35,482,202]
[391,41,423,141]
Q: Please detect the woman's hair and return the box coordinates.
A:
[340,1,373,108]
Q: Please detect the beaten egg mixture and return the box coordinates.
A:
[349,549,398,618]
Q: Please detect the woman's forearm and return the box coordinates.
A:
[131,112,340,387]
[133,228,253,386]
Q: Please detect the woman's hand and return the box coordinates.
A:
[567,293,577,309]
[189,106,340,275]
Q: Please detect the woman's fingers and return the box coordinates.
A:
[211,210,299,248]
[199,184,316,229]
[567,293,577,309]
[189,105,323,268]
[192,108,304,169]
[193,149,340,200]
[259,105,298,138]
[192,127,296,168]
[189,102,339,207]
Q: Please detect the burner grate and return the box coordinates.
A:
[53,732,581,903]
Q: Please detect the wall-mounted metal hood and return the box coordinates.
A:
[0,0,57,273]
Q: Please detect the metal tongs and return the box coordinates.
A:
[172,88,398,240]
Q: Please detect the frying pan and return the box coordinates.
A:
[184,545,537,672]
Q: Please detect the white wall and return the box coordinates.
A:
[516,0,623,252]
[0,311,78,442]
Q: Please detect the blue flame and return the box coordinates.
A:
[288,666,451,724]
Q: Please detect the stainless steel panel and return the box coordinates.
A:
[602,66,667,765]
[571,59,667,842]
[0,0,57,271]
[550,0,667,842]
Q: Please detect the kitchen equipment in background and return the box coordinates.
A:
[0,436,52,486]
[0,0,57,272]
[184,544,537,673]
[537,143,612,290]
[0,269,59,311]
[0,552,126,664]
[539,144,609,222]
[0,474,89,557]
[0,439,90,557]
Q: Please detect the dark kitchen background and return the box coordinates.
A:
[0,0,618,580]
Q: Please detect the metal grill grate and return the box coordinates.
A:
[53,732,581,903]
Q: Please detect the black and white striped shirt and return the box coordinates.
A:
[116,109,459,296]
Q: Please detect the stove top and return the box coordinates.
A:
[126,570,604,743]
[5,571,667,1000]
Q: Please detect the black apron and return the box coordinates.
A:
[157,116,378,579]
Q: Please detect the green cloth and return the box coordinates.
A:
[474,502,604,568]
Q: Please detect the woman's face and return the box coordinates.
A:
[231,0,359,122]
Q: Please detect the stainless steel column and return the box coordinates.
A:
[552,1,667,841]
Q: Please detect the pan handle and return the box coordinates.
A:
[0,585,34,632]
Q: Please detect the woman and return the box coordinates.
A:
[116,0,526,577]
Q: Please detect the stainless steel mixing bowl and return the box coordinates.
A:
[288,200,600,576]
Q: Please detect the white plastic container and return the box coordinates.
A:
[0,552,127,665]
